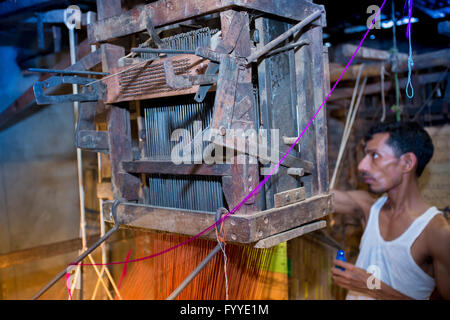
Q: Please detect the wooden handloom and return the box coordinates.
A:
[31,0,333,300]
[33,0,333,247]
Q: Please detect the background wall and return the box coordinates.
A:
[420,124,450,212]
[0,45,80,299]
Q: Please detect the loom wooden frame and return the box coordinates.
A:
[83,0,332,245]
[103,193,333,244]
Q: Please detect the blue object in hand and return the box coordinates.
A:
[336,250,346,271]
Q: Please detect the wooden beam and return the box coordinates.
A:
[330,48,450,82]
[294,14,324,197]
[311,24,329,195]
[121,160,232,176]
[103,192,333,243]
[254,220,326,248]
[216,10,261,214]
[103,54,209,104]
[335,44,408,61]
[102,43,141,201]
[329,71,447,101]
[107,105,140,201]
[88,0,324,43]
[209,133,314,173]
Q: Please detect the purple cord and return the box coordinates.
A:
[73,0,389,267]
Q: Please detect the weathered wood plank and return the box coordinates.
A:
[330,48,450,82]
[121,160,232,176]
[102,192,333,243]
[274,187,306,208]
[254,220,326,248]
[250,193,332,242]
[255,17,303,202]
[88,0,324,43]
[103,43,140,201]
[211,55,239,132]
[312,34,329,194]
[107,106,140,201]
[335,44,408,61]
[217,10,260,214]
[210,133,314,172]
[294,23,318,197]
[103,54,210,104]
[329,72,447,101]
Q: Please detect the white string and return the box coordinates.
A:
[405,0,414,99]
[405,40,414,98]
[215,230,229,300]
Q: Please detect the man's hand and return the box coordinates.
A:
[331,259,374,295]
[331,259,413,300]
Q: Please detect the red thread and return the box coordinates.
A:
[118,249,132,290]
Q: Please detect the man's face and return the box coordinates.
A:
[358,133,404,194]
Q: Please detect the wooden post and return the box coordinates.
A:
[312,22,329,195]
[289,10,330,301]
[294,26,318,197]
[219,10,260,214]
[102,43,140,201]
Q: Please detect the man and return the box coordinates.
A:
[330,121,450,300]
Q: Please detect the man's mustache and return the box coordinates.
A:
[361,173,375,180]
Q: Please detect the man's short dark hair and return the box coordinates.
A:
[364,121,434,177]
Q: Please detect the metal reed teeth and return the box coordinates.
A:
[143,94,222,213]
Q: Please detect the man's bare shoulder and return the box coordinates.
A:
[425,213,450,248]
[425,213,450,299]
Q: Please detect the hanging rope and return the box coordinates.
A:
[380,63,386,122]
[215,209,229,300]
[329,64,367,190]
[405,0,414,99]
[390,0,402,122]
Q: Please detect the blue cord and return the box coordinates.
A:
[405,0,414,99]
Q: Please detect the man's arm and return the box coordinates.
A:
[331,189,376,226]
[332,260,413,300]
[428,215,450,299]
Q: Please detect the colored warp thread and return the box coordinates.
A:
[115,230,275,300]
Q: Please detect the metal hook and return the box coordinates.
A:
[31,200,121,300]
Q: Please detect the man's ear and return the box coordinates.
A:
[400,152,418,174]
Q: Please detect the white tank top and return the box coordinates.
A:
[346,196,442,300]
